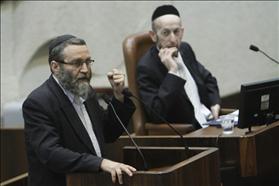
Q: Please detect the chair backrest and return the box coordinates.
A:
[122,32,154,135]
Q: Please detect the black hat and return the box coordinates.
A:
[48,34,76,55]
[152,5,180,21]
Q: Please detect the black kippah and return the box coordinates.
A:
[48,34,76,54]
[152,5,180,21]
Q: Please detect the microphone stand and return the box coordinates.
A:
[102,95,148,171]
[258,50,279,65]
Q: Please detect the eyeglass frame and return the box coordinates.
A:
[54,59,94,68]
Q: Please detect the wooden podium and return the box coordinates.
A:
[67,147,220,186]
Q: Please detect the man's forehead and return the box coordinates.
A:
[63,44,88,53]
[154,14,181,23]
[155,15,182,30]
[154,14,181,27]
[63,45,90,59]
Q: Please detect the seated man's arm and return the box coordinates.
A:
[137,64,186,122]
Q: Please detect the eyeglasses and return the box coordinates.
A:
[55,59,94,68]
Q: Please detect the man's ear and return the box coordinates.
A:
[149,30,157,43]
[50,61,60,74]
[181,27,185,38]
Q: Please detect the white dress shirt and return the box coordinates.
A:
[170,53,211,127]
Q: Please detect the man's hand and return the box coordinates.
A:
[100,159,137,185]
[107,69,125,102]
[158,47,178,73]
[211,104,220,119]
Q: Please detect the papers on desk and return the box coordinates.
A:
[204,110,239,126]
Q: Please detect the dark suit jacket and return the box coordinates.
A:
[22,75,135,186]
[137,42,220,128]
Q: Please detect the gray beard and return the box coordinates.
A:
[56,68,91,100]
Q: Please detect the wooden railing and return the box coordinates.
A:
[0,173,28,186]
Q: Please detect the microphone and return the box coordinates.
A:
[249,45,259,52]
[122,89,189,156]
[101,94,148,171]
[249,44,279,65]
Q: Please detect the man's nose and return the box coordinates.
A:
[80,62,89,73]
[169,32,177,44]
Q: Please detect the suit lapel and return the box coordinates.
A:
[61,104,96,154]
[47,76,96,154]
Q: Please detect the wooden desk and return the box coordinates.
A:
[184,121,279,177]
[103,121,279,184]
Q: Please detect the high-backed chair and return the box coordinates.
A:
[122,32,195,135]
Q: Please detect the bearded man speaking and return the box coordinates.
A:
[22,34,136,186]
